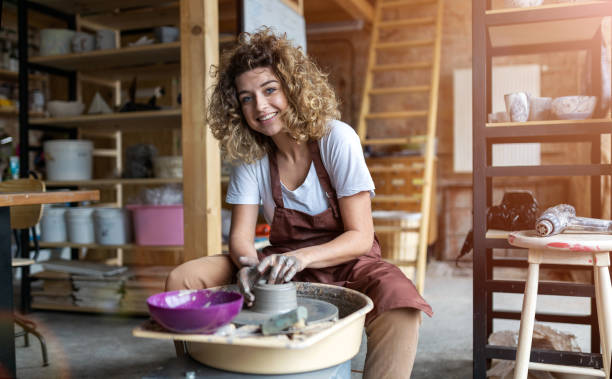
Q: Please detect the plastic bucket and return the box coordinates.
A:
[128,204,183,246]
[65,207,95,244]
[93,208,131,245]
[44,140,93,181]
[40,206,67,242]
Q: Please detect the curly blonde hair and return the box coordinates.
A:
[208,28,340,164]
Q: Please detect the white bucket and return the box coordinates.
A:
[44,140,93,181]
[40,206,67,242]
[93,208,131,245]
[65,207,95,244]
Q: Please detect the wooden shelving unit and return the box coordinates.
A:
[472,1,612,377]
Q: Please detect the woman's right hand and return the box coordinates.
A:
[237,256,260,307]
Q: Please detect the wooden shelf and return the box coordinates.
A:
[0,108,45,118]
[29,109,181,130]
[37,242,183,250]
[45,178,183,187]
[0,69,47,82]
[31,302,148,316]
[30,42,181,71]
[486,1,608,48]
[485,118,612,142]
[28,33,236,73]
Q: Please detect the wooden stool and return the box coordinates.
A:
[508,231,612,379]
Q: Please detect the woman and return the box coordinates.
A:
[166,28,432,378]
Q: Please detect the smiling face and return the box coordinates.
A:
[235,66,289,137]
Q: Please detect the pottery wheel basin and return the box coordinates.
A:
[133,282,373,375]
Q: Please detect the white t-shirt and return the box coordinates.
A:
[226,120,375,225]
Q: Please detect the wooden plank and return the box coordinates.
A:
[356,1,382,142]
[330,0,374,23]
[371,62,432,71]
[369,85,430,95]
[83,4,179,31]
[0,190,99,207]
[29,109,181,130]
[37,242,183,250]
[379,17,435,28]
[381,0,437,7]
[30,42,180,72]
[375,39,435,50]
[181,0,221,261]
[366,110,428,119]
[45,178,182,187]
[415,0,444,294]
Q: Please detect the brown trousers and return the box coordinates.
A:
[166,255,421,378]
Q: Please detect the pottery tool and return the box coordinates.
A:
[261,306,308,335]
[535,204,612,237]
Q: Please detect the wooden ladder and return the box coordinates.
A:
[357,0,444,294]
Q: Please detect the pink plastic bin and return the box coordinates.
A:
[128,204,184,246]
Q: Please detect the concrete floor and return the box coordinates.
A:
[14,261,586,379]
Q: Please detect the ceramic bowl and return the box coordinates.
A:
[504,0,543,7]
[528,96,552,121]
[551,96,597,120]
[47,100,85,118]
[488,111,510,123]
[147,289,243,334]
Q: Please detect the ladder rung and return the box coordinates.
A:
[383,258,417,267]
[368,166,423,173]
[375,225,420,233]
[380,0,437,8]
[373,195,421,203]
[363,135,427,145]
[93,149,119,157]
[366,110,427,119]
[369,85,429,95]
[372,62,431,71]
[364,138,411,145]
[378,17,435,29]
[375,39,434,50]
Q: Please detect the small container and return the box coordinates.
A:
[65,207,95,244]
[9,156,18,179]
[372,210,421,280]
[40,206,67,242]
[93,208,131,245]
[44,140,93,181]
[153,156,182,178]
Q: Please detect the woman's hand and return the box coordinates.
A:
[237,256,261,307]
[257,253,306,284]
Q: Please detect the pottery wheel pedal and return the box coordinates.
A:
[233,281,339,328]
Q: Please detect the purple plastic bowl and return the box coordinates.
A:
[147,289,243,334]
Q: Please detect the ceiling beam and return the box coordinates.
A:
[331,0,374,24]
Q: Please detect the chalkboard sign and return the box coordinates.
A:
[242,0,307,52]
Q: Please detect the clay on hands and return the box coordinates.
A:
[237,256,261,307]
[257,254,304,284]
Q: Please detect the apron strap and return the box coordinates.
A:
[267,147,285,208]
[308,141,340,218]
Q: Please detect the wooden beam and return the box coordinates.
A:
[330,0,374,24]
[180,0,221,261]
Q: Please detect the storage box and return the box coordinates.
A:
[128,205,183,246]
[373,210,421,280]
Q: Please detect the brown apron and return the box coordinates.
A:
[259,141,432,325]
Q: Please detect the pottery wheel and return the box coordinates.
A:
[233,297,339,326]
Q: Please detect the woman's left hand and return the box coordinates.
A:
[257,253,306,284]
